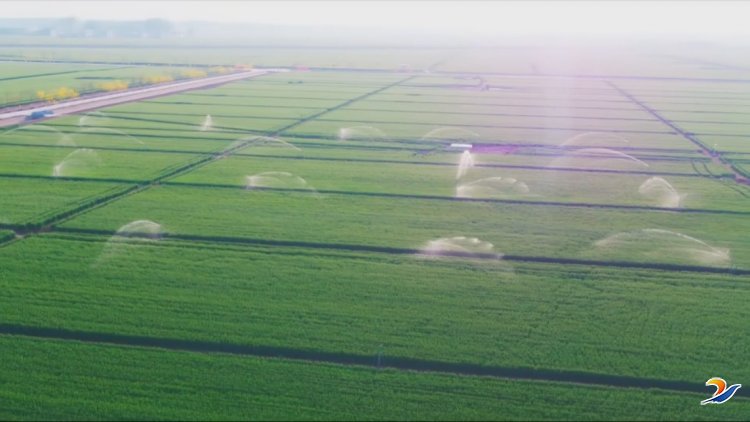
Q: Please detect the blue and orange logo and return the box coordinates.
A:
[701,378,741,405]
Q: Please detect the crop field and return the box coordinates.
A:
[0,63,196,105]
[7,337,747,421]
[1,57,750,420]
[0,178,131,227]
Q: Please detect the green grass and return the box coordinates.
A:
[2,235,750,385]
[58,184,750,267]
[1,335,747,421]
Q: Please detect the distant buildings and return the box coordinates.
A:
[5,18,189,39]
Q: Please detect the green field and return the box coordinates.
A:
[0,178,132,226]
[4,233,750,386]
[0,145,204,181]
[7,336,747,421]
[2,48,750,420]
[0,63,195,105]
[168,154,746,209]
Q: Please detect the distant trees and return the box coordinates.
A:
[182,70,207,79]
[44,17,175,38]
[56,87,79,100]
[35,87,79,103]
[144,19,172,37]
[209,67,232,74]
[145,75,174,84]
[56,17,81,34]
[97,80,129,92]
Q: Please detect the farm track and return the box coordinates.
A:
[607,81,750,189]
[0,322,746,398]
[0,69,275,127]
[50,227,750,275]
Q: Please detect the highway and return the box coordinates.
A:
[0,68,286,127]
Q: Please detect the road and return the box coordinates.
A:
[0,68,286,127]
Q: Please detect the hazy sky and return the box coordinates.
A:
[5,1,750,38]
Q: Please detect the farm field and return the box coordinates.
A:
[2,234,750,385]
[2,55,750,421]
[57,185,750,267]
[0,145,204,181]
[7,337,746,421]
[168,155,746,210]
[0,44,450,70]
[0,178,131,226]
[0,63,196,105]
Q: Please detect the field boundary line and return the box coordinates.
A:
[605,81,750,190]
[183,153,722,177]
[0,66,129,83]
[159,182,750,215]
[1,75,418,238]
[0,325,746,398]
[157,75,418,182]
[105,108,661,123]
[4,58,750,83]
[52,227,750,275]
[0,157,722,184]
